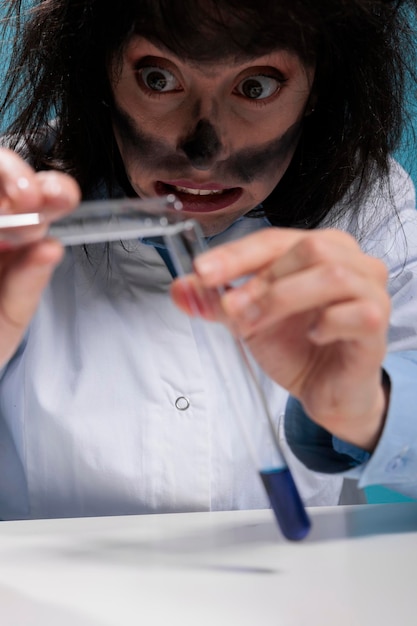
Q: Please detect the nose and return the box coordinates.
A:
[178,119,222,170]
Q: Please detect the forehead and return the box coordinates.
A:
[129,0,317,65]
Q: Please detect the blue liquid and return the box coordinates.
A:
[260,467,311,541]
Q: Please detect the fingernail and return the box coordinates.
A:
[5,177,31,201]
[16,177,30,190]
[194,255,222,280]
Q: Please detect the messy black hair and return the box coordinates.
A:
[1,0,416,227]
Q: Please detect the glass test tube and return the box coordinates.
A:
[164,222,311,541]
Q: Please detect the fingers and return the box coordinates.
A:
[221,256,389,339]
[34,171,81,218]
[0,239,63,323]
[185,227,389,343]
[307,298,389,347]
[0,148,81,246]
[0,148,44,212]
[0,148,80,366]
[259,231,388,285]
[193,227,363,287]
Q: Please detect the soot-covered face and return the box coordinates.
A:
[109,35,315,235]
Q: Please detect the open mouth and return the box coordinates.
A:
[155,181,243,212]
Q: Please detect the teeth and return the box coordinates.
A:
[174,185,224,196]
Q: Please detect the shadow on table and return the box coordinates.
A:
[60,502,417,562]
[6,503,417,579]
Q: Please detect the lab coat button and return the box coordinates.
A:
[175,396,190,411]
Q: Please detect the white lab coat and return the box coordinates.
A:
[1,161,417,520]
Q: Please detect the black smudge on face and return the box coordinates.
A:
[111,101,303,185]
[179,119,222,169]
[226,122,302,183]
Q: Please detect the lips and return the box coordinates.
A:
[155,180,243,212]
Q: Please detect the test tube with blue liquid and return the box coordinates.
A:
[165,220,311,541]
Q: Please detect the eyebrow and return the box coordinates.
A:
[126,35,295,69]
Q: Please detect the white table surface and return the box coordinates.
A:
[0,502,416,626]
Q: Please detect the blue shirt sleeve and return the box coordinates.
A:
[284,351,417,499]
[284,397,370,473]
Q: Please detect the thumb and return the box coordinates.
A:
[0,239,63,364]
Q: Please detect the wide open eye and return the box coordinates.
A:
[236,75,282,100]
[138,66,181,92]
